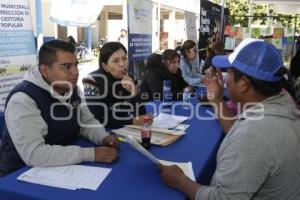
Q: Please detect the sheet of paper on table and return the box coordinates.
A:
[17,165,112,190]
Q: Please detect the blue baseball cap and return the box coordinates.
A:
[212,38,283,82]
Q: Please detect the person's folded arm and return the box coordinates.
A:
[78,88,110,144]
[78,101,110,145]
[129,92,146,117]
[5,92,95,167]
[180,63,202,86]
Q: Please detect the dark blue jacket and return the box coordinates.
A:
[0,81,81,177]
[83,68,146,129]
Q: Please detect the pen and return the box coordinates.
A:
[168,123,181,130]
[118,137,127,143]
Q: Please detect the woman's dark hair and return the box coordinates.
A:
[161,49,180,62]
[146,49,179,71]
[180,40,196,59]
[290,51,300,80]
[146,53,162,69]
[99,42,127,68]
[38,39,75,67]
[231,67,295,98]
[211,41,225,55]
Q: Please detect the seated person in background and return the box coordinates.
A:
[290,51,300,82]
[178,40,203,86]
[0,40,118,177]
[140,49,189,102]
[202,41,225,74]
[67,35,77,46]
[118,29,128,50]
[83,42,146,129]
[159,38,300,200]
[295,79,300,108]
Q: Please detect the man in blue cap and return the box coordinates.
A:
[158,38,300,200]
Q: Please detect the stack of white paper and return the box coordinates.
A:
[17,165,111,190]
[126,125,189,135]
[152,113,188,129]
[158,160,195,181]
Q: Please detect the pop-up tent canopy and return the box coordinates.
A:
[253,0,300,15]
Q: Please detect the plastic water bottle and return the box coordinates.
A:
[163,79,172,106]
[141,116,152,149]
[182,88,190,109]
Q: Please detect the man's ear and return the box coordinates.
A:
[39,64,49,79]
[239,75,251,93]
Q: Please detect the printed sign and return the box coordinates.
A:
[128,0,152,61]
[185,11,197,42]
[0,0,37,112]
[199,0,229,48]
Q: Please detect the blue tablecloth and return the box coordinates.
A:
[0,100,224,200]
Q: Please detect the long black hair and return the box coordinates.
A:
[146,49,180,70]
[99,42,127,68]
[290,51,300,80]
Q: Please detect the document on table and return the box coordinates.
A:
[126,136,195,181]
[152,113,188,129]
[158,160,195,181]
[114,127,177,146]
[126,125,188,135]
[17,165,112,190]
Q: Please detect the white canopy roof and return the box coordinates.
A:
[50,0,104,27]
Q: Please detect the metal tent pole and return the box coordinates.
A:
[35,0,43,50]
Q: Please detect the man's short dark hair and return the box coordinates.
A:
[231,67,283,97]
[38,39,76,67]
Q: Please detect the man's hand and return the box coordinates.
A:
[158,164,186,189]
[158,164,201,200]
[204,67,224,104]
[94,146,118,163]
[102,135,119,150]
[184,86,194,93]
[121,75,137,96]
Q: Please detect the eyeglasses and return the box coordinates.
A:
[56,62,79,71]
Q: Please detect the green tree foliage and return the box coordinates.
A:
[209,0,299,33]
[225,0,272,26]
[272,13,300,33]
